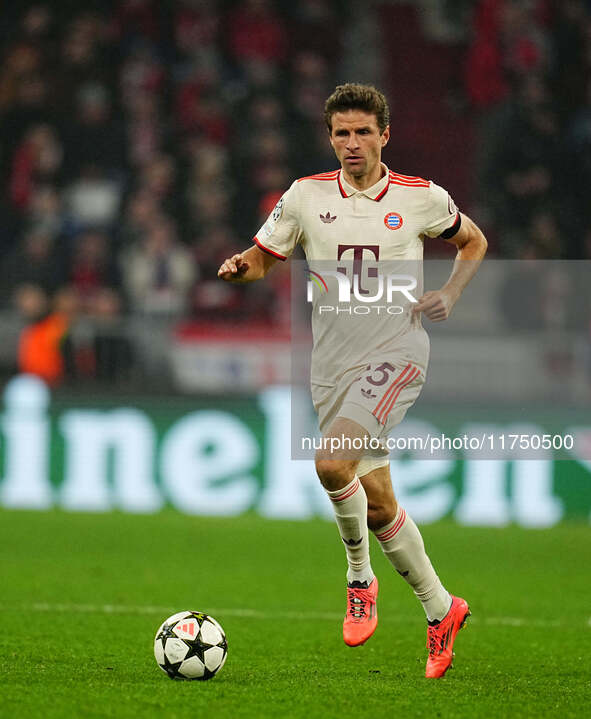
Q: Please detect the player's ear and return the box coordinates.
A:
[381,125,390,146]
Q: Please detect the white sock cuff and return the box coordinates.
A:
[374,505,407,542]
[326,475,360,502]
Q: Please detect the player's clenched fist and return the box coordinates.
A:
[411,289,457,322]
[218,253,250,281]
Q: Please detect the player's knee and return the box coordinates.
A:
[315,457,355,491]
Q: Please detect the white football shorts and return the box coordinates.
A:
[312,360,425,444]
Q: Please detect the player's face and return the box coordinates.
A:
[329,110,390,184]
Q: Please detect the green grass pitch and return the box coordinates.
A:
[0,509,589,718]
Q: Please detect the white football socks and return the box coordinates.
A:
[374,505,452,622]
[326,475,374,586]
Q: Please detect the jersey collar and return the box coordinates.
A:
[337,163,390,201]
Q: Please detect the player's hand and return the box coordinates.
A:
[217,253,250,281]
[411,289,457,322]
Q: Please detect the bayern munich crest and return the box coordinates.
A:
[384,212,403,230]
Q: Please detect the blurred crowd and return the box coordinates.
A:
[0,0,590,386]
[0,0,339,383]
[465,0,591,258]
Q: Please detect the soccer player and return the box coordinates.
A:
[218,84,487,678]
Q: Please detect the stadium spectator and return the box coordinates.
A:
[227,0,288,66]
[17,285,77,385]
[113,0,164,48]
[177,88,230,143]
[62,82,126,179]
[191,223,248,320]
[89,287,134,383]
[0,229,66,305]
[8,124,63,212]
[118,188,161,247]
[25,184,68,240]
[136,153,180,219]
[120,217,196,316]
[467,0,591,257]
[174,0,221,63]
[65,165,122,229]
[465,0,547,108]
[124,90,166,168]
[0,45,47,134]
[288,0,341,61]
[56,13,117,117]
[68,230,122,313]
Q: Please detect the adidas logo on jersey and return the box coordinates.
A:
[361,387,377,399]
[319,211,337,223]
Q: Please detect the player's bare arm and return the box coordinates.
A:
[217,245,280,283]
[413,212,488,322]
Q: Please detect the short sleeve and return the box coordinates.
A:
[253,182,303,260]
[422,182,461,239]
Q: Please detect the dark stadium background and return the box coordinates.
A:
[0,4,590,716]
[0,0,588,512]
[1,0,590,363]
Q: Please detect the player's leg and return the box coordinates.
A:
[315,417,377,646]
[315,416,373,585]
[359,462,451,619]
[359,462,470,678]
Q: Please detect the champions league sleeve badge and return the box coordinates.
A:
[262,196,285,238]
[272,197,284,222]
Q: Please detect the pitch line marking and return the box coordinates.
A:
[0,603,585,628]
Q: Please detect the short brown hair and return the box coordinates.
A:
[324,83,390,134]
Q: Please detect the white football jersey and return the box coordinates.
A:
[254,163,459,262]
[254,164,460,385]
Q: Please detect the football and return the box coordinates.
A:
[154,611,228,680]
